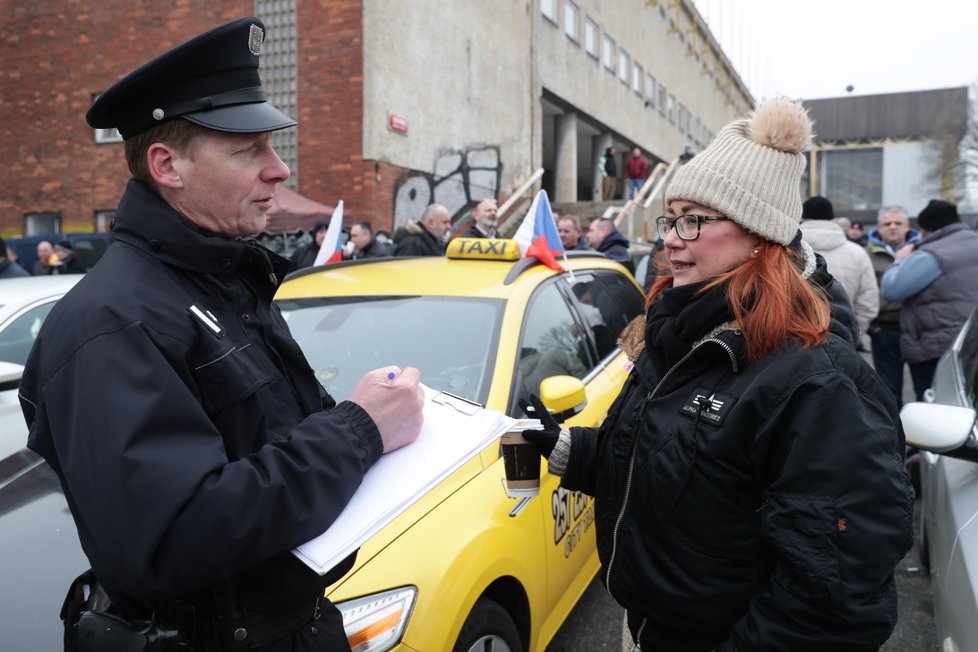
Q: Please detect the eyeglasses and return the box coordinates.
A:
[656,214,731,241]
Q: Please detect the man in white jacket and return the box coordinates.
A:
[800,196,879,349]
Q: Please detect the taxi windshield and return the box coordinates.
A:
[277,296,504,406]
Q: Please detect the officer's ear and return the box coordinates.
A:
[147,142,184,190]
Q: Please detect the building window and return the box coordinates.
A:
[618,49,629,84]
[603,35,615,72]
[819,148,884,211]
[678,104,686,134]
[564,1,579,42]
[25,212,61,236]
[541,0,557,23]
[668,94,676,124]
[632,63,643,95]
[257,0,298,188]
[95,210,115,232]
[658,83,667,115]
[645,74,657,106]
[584,17,598,58]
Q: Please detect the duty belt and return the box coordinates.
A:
[205,595,324,650]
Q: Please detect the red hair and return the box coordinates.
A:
[647,242,829,363]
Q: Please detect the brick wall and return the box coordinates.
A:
[295,1,414,234]
[0,0,415,239]
[0,1,262,237]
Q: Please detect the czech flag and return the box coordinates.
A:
[514,190,565,272]
[313,200,345,266]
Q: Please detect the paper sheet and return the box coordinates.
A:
[293,384,532,574]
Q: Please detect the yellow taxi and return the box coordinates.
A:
[274,238,645,651]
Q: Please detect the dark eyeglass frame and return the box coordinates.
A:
[656,214,731,241]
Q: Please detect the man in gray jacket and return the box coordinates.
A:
[882,199,978,399]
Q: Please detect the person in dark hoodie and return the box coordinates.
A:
[0,236,30,278]
[290,218,329,269]
[521,98,912,652]
[586,216,634,274]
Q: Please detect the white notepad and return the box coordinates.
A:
[293,384,538,574]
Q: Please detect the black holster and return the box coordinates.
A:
[61,569,191,652]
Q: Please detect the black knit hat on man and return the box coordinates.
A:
[86,17,295,140]
[916,199,959,232]
[801,196,835,221]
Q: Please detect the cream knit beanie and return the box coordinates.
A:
[665,98,814,245]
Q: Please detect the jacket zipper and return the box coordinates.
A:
[604,336,738,595]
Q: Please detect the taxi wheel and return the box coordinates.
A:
[453,598,522,652]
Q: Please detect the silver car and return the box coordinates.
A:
[0,275,81,460]
[900,306,978,652]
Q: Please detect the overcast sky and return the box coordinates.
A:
[692,0,978,101]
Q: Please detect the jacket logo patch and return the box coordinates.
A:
[679,387,736,426]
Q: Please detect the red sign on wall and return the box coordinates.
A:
[388,112,409,135]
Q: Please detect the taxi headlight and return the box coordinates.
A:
[338,586,417,652]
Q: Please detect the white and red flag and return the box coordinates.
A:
[513,190,565,272]
[313,200,345,266]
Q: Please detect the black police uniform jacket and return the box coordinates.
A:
[560,278,914,652]
[20,181,382,634]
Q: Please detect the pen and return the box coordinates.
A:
[387,371,396,385]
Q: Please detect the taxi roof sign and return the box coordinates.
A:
[447,237,521,261]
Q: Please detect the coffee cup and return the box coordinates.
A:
[501,428,541,498]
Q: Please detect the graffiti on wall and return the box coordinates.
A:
[392,145,502,228]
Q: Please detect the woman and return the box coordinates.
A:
[523,99,913,651]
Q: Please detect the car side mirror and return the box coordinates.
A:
[0,362,24,392]
[539,375,588,423]
[901,402,978,463]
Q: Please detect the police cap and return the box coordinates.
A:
[86,17,295,140]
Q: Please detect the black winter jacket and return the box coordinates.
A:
[20,181,381,649]
[561,277,913,651]
[352,237,392,260]
[393,220,444,256]
[597,229,634,275]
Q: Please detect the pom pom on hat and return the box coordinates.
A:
[748,99,814,154]
[916,199,959,232]
[665,98,814,245]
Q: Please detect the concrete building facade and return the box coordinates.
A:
[802,87,970,224]
[0,0,751,241]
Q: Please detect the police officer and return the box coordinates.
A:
[20,17,424,651]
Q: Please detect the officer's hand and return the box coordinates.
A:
[349,366,424,453]
[518,394,561,459]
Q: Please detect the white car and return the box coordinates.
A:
[0,275,82,460]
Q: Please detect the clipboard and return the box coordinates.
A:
[293,383,516,574]
[430,391,483,416]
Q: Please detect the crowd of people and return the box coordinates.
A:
[793,193,978,415]
[0,237,86,277]
[284,195,640,277]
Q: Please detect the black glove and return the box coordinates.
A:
[518,394,561,459]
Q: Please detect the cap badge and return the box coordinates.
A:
[152,108,165,121]
[248,24,263,56]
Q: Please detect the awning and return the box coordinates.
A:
[266,185,334,232]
